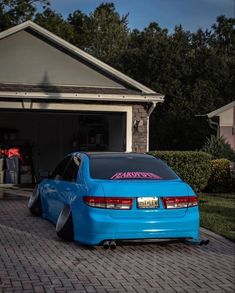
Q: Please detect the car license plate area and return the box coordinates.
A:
[137,197,158,209]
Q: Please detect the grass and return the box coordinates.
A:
[199,193,235,242]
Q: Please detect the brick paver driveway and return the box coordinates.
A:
[0,196,234,293]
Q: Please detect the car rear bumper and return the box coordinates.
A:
[72,206,199,245]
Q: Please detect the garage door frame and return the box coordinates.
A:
[0,100,132,152]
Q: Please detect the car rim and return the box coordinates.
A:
[28,187,39,208]
[56,206,71,232]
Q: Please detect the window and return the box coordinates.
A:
[51,156,71,180]
[63,156,81,182]
[89,155,178,180]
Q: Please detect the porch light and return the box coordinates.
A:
[133,119,140,130]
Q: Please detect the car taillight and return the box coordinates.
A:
[83,196,133,209]
[162,196,198,209]
[187,196,198,207]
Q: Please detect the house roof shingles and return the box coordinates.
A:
[0,83,143,95]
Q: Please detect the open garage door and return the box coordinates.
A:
[0,110,126,183]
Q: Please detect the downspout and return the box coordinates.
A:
[195,114,220,137]
[207,118,220,138]
[146,101,157,152]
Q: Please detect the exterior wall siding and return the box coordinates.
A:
[233,106,235,126]
[0,30,127,89]
[132,104,148,153]
[219,106,235,150]
[220,126,235,150]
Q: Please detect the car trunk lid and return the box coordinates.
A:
[96,179,190,218]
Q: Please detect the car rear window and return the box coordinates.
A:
[89,156,178,180]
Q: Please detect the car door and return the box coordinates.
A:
[60,156,82,206]
[42,156,71,223]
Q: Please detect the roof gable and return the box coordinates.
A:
[0,29,128,89]
[0,21,158,95]
[207,101,235,118]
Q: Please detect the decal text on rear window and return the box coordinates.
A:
[111,172,162,180]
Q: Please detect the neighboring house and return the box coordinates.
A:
[0,21,164,178]
[207,101,235,150]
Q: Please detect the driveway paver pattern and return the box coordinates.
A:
[0,197,234,293]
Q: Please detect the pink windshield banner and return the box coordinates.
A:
[111,172,162,180]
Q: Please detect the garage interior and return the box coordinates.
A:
[0,110,126,184]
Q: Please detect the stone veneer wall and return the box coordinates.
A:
[132,104,148,153]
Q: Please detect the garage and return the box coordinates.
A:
[0,21,164,184]
[0,110,127,182]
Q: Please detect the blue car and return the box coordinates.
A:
[28,152,199,248]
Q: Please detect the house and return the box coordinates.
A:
[0,21,164,181]
[207,101,235,150]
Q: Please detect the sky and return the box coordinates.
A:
[49,0,235,32]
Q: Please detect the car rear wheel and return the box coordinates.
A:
[28,185,42,216]
[56,205,74,241]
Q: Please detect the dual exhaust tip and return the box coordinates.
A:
[199,239,210,246]
[103,240,116,250]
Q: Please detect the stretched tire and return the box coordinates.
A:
[28,185,42,216]
[56,205,74,241]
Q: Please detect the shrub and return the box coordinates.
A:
[206,159,232,193]
[148,151,212,192]
[201,135,235,161]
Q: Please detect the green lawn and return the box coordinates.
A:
[199,193,235,242]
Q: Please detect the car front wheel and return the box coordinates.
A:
[56,205,74,241]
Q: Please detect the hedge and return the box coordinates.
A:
[148,151,212,192]
[205,159,232,193]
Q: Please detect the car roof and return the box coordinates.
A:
[80,152,156,159]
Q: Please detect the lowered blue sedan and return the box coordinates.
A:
[28,152,199,248]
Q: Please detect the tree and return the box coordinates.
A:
[0,0,49,31]
[210,16,235,57]
[34,8,74,43]
[86,3,129,64]
[67,10,91,50]
[210,16,235,105]
[117,23,169,88]
[148,18,235,151]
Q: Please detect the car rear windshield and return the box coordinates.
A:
[89,156,178,180]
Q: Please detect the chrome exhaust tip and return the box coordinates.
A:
[199,240,205,246]
[103,241,110,250]
[110,240,116,250]
[204,239,210,246]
